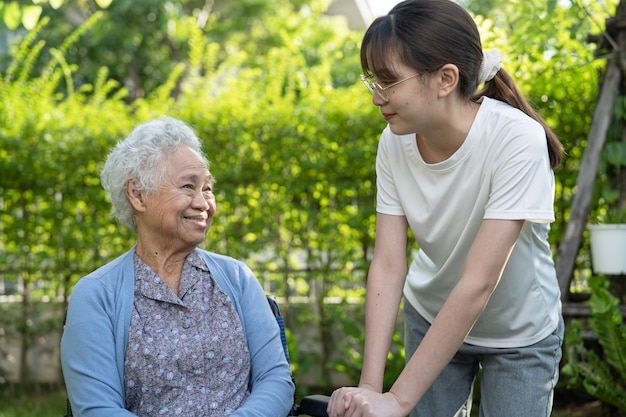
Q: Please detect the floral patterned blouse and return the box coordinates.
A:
[124,250,251,416]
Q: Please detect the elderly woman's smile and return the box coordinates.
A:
[134,145,216,252]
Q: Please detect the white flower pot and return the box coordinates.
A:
[588,224,626,275]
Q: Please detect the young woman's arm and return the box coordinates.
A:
[329,218,523,417]
[328,213,408,411]
[359,213,409,392]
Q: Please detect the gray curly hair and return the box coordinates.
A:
[100,117,209,232]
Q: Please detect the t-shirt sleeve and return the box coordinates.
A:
[376,128,406,216]
[484,120,555,223]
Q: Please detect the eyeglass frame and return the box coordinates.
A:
[359,73,421,102]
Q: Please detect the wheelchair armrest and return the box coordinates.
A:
[297,394,330,417]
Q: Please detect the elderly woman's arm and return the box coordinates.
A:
[229,264,296,417]
[61,276,137,417]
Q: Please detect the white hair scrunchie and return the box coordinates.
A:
[477,49,502,84]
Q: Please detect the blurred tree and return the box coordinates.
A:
[0,0,112,30]
[0,0,379,387]
[13,0,337,100]
[467,0,618,288]
[0,0,620,390]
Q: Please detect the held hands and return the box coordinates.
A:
[327,385,406,417]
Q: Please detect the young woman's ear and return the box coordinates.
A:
[437,64,460,98]
[126,179,147,212]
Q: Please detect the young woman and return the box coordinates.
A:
[327,1,564,416]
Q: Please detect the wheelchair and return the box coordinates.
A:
[269,296,330,417]
[64,296,331,417]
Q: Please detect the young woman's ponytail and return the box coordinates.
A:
[475,68,564,168]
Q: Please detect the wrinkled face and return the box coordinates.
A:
[139,145,215,251]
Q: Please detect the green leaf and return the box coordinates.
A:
[3,2,21,30]
[49,0,65,9]
[604,142,626,167]
[95,0,113,8]
[563,276,626,410]
[21,5,42,30]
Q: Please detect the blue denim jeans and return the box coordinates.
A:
[403,300,564,417]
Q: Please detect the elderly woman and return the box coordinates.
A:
[61,117,295,417]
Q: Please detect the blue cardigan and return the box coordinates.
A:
[61,248,295,417]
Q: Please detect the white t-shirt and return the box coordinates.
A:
[376,96,561,348]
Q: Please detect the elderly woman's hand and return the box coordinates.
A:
[327,386,406,417]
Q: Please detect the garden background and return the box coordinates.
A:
[0,0,622,415]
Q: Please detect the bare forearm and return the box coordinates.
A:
[388,279,493,413]
[358,214,409,392]
[359,265,406,391]
[388,220,523,414]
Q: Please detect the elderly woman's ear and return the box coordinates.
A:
[126,179,146,212]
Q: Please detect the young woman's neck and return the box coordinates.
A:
[416,100,479,163]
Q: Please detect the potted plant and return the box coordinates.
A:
[587,98,626,275]
[588,208,626,275]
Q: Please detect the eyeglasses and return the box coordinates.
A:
[360,73,421,102]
